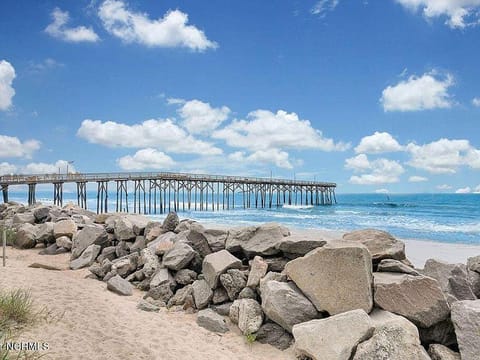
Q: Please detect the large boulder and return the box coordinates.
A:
[107,275,133,296]
[71,225,108,259]
[197,309,228,333]
[285,240,373,315]
[353,309,430,360]
[202,250,242,289]
[292,309,374,360]
[378,259,420,276]
[13,212,36,225]
[149,267,175,289]
[261,280,318,333]
[237,298,263,335]
[14,223,37,249]
[53,219,77,239]
[144,222,164,242]
[202,228,228,252]
[256,323,293,350]
[70,244,101,270]
[277,234,329,256]
[192,279,213,309]
[113,217,136,241]
[422,259,476,303]
[56,235,72,250]
[373,272,450,328]
[467,255,480,273]
[185,230,212,258]
[33,206,51,222]
[167,285,194,308]
[451,300,480,360]
[225,223,290,258]
[174,269,197,285]
[428,344,461,360]
[163,211,179,232]
[219,269,247,300]
[126,214,150,235]
[35,222,55,244]
[246,256,268,288]
[343,229,405,263]
[139,248,160,278]
[162,242,196,271]
[147,232,175,255]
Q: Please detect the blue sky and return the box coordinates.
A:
[1,0,480,194]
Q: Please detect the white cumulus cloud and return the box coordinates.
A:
[0,162,18,175]
[0,60,16,111]
[117,148,175,170]
[472,97,480,107]
[177,99,230,135]
[45,8,99,43]
[408,175,428,182]
[437,184,452,190]
[311,0,339,17]
[228,149,293,169]
[346,154,404,185]
[455,186,472,194]
[0,135,40,159]
[395,0,480,29]
[77,118,222,155]
[381,72,454,112]
[355,131,403,154]
[98,0,217,51]
[23,160,76,174]
[406,138,480,174]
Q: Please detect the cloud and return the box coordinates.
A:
[228,149,293,169]
[0,135,41,159]
[28,58,64,74]
[375,188,390,194]
[213,109,349,152]
[455,186,472,194]
[355,131,403,154]
[472,97,480,107]
[176,99,230,135]
[77,118,222,155]
[408,175,428,182]
[311,0,339,17]
[406,138,480,174]
[381,72,454,112]
[0,60,16,111]
[0,162,18,175]
[117,148,175,170]
[45,8,100,43]
[474,185,480,193]
[395,0,480,29]
[23,160,76,174]
[98,0,217,51]
[346,154,404,185]
[437,184,452,190]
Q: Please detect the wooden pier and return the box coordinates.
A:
[0,172,337,214]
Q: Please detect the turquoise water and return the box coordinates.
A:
[5,191,480,245]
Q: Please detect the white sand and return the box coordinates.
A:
[0,248,293,360]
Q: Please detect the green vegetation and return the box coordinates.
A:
[0,226,16,246]
[244,332,257,345]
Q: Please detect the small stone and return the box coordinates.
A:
[70,244,101,270]
[202,250,242,289]
[212,287,230,304]
[256,322,293,350]
[238,298,263,335]
[107,275,133,296]
[197,309,229,333]
[212,302,232,316]
[137,299,160,312]
[246,256,268,288]
[174,269,197,285]
[167,285,193,308]
[162,242,196,271]
[144,284,173,302]
[428,344,461,360]
[163,212,179,232]
[238,287,257,300]
[192,279,213,309]
[53,219,77,239]
[56,235,72,250]
[220,269,247,300]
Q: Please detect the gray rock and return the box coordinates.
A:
[113,217,136,241]
[419,319,457,347]
[256,322,293,350]
[129,236,146,252]
[467,255,480,273]
[343,229,406,263]
[127,214,150,235]
[112,255,137,277]
[225,223,291,258]
[428,344,461,360]
[107,274,133,296]
[144,222,164,242]
[212,287,230,304]
[144,284,173,302]
[229,299,241,324]
[163,211,179,232]
[174,269,197,285]
[261,280,318,333]
[36,222,55,244]
[277,234,328,256]
[192,279,213,309]
[53,219,77,239]
[246,256,268,288]
[70,244,101,270]
[147,231,175,255]
[378,258,420,275]
[264,256,288,272]
[238,287,257,300]
[212,302,232,316]
[115,241,129,258]
[202,250,242,289]
[185,229,212,258]
[238,298,263,335]
[202,228,228,252]
[150,267,175,289]
[422,259,475,303]
[469,270,480,298]
[13,212,36,225]
[374,272,450,328]
[353,309,430,360]
[97,246,116,263]
[285,240,373,315]
[137,299,160,312]
[167,285,193,308]
[56,235,72,250]
[219,269,247,300]
[258,271,287,295]
[139,248,160,278]
[197,309,229,333]
[39,243,58,255]
[451,300,480,360]
[14,223,37,249]
[89,259,112,279]
[293,309,374,360]
[162,242,196,271]
[71,225,108,259]
[33,206,51,222]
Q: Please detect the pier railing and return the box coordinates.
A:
[0,171,337,214]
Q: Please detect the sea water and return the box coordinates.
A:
[5,191,480,245]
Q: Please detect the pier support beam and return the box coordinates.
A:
[76,182,87,209]
[116,180,128,213]
[28,183,37,206]
[1,185,8,203]
[96,181,108,214]
[53,182,63,207]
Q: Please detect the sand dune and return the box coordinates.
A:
[0,248,293,360]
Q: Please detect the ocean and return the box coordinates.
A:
[4,191,480,245]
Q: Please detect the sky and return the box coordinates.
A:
[1,0,480,194]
